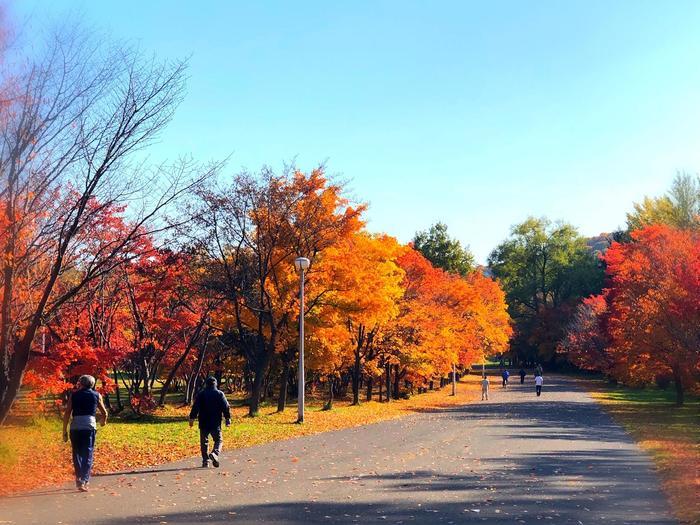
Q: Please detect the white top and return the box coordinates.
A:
[481,378,489,389]
[535,376,544,386]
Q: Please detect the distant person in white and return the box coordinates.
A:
[535,374,544,397]
[481,375,490,400]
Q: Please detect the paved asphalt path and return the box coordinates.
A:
[1,375,676,525]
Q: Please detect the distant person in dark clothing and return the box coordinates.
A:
[519,368,526,384]
[189,376,231,468]
[62,375,108,492]
[501,369,509,388]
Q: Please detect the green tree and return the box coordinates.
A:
[627,172,700,231]
[488,217,604,365]
[412,222,474,276]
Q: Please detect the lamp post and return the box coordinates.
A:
[294,257,310,423]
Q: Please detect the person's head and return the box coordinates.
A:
[77,375,96,390]
[205,376,217,388]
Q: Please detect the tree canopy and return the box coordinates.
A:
[488,217,604,364]
[412,222,475,276]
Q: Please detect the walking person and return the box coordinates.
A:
[481,375,490,400]
[189,376,231,468]
[519,367,526,384]
[535,374,544,397]
[62,375,108,492]
[501,369,509,388]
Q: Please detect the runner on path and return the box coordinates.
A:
[535,374,544,397]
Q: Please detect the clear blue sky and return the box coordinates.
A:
[14,1,700,262]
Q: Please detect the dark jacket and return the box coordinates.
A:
[189,386,231,429]
[72,388,99,417]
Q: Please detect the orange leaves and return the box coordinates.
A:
[385,248,511,384]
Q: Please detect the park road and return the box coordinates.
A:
[1,375,676,525]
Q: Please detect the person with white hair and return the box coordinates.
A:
[62,375,108,491]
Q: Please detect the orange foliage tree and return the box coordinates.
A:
[389,248,511,396]
[187,166,364,416]
[310,233,405,405]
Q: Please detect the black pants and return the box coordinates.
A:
[536,385,542,396]
[520,375,525,384]
[200,426,222,461]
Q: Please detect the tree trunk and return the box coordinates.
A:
[0,339,33,424]
[159,341,198,406]
[673,368,685,406]
[323,377,334,411]
[366,377,373,402]
[277,356,291,412]
[186,344,208,405]
[249,342,275,417]
[393,365,400,399]
[351,348,361,406]
[385,365,391,401]
[113,369,124,412]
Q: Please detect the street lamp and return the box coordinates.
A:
[294,257,310,423]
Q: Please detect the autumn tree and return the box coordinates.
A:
[413,222,474,276]
[312,232,404,405]
[557,295,611,373]
[389,248,511,396]
[603,225,699,405]
[0,22,211,423]
[186,166,364,416]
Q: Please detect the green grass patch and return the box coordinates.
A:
[585,378,699,524]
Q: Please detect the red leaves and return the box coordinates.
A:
[563,224,699,399]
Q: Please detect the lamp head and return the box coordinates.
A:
[294,257,310,272]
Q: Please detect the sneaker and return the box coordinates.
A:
[78,482,88,492]
[75,479,82,489]
[201,461,209,468]
[208,452,220,468]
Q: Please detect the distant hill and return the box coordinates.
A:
[587,233,612,255]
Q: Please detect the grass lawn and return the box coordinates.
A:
[0,376,480,496]
[585,378,699,525]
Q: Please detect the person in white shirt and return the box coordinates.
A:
[535,374,544,397]
[481,375,490,400]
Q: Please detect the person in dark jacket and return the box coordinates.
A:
[62,375,108,491]
[189,376,231,468]
[519,368,526,384]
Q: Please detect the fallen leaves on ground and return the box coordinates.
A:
[0,377,480,496]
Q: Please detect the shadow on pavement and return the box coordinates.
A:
[93,466,200,477]
[93,495,675,525]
